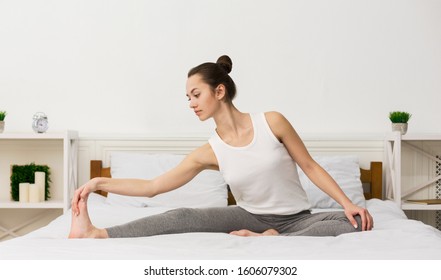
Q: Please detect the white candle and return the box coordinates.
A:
[19,183,29,203]
[35,171,45,201]
[29,183,40,203]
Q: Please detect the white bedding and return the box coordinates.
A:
[1,193,441,260]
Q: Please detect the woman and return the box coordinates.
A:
[69,55,373,239]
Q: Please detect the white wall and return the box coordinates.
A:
[1,0,440,137]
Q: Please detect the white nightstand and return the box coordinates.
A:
[384,132,441,228]
[0,131,78,240]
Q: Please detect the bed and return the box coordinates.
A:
[0,152,441,260]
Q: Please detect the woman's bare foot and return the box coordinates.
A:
[229,229,279,237]
[68,198,108,239]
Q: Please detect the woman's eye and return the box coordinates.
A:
[187,93,200,101]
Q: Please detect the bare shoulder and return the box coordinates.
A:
[264,111,293,140]
[187,143,219,171]
[264,111,311,166]
[264,111,285,120]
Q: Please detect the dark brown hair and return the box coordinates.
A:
[187,55,237,102]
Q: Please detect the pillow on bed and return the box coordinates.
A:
[106,152,228,208]
[298,155,366,209]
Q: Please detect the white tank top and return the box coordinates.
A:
[208,113,311,215]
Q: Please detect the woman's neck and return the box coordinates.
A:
[213,104,252,144]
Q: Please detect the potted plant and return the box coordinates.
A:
[389,111,411,135]
[0,111,6,133]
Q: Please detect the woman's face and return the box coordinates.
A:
[186,74,219,121]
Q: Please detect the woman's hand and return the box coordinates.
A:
[71,178,99,216]
[343,203,373,231]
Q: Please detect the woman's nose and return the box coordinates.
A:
[189,99,197,109]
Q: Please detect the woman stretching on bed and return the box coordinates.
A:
[69,55,373,239]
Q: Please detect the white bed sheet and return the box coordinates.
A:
[1,193,441,260]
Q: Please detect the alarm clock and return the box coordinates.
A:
[32,112,49,133]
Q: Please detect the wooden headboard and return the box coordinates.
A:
[90,160,382,204]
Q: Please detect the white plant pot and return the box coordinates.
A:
[0,121,4,133]
[392,123,408,135]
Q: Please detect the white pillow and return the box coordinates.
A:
[298,155,366,209]
[106,152,228,208]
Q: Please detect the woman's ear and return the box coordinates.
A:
[215,84,226,101]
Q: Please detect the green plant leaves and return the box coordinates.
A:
[10,163,51,201]
[389,111,411,123]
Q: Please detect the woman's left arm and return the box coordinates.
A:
[265,111,373,231]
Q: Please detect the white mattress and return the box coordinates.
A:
[1,193,441,260]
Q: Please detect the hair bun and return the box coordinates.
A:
[216,55,233,74]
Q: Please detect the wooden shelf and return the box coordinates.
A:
[0,200,64,209]
[0,131,78,140]
[384,133,441,141]
[0,131,78,212]
[401,202,441,211]
[384,132,441,212]
[0,131,78,240]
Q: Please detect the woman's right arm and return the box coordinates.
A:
[72,143,218,215]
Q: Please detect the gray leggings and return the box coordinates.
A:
[106,206,361,238]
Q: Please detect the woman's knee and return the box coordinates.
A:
[165,208,196,219]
